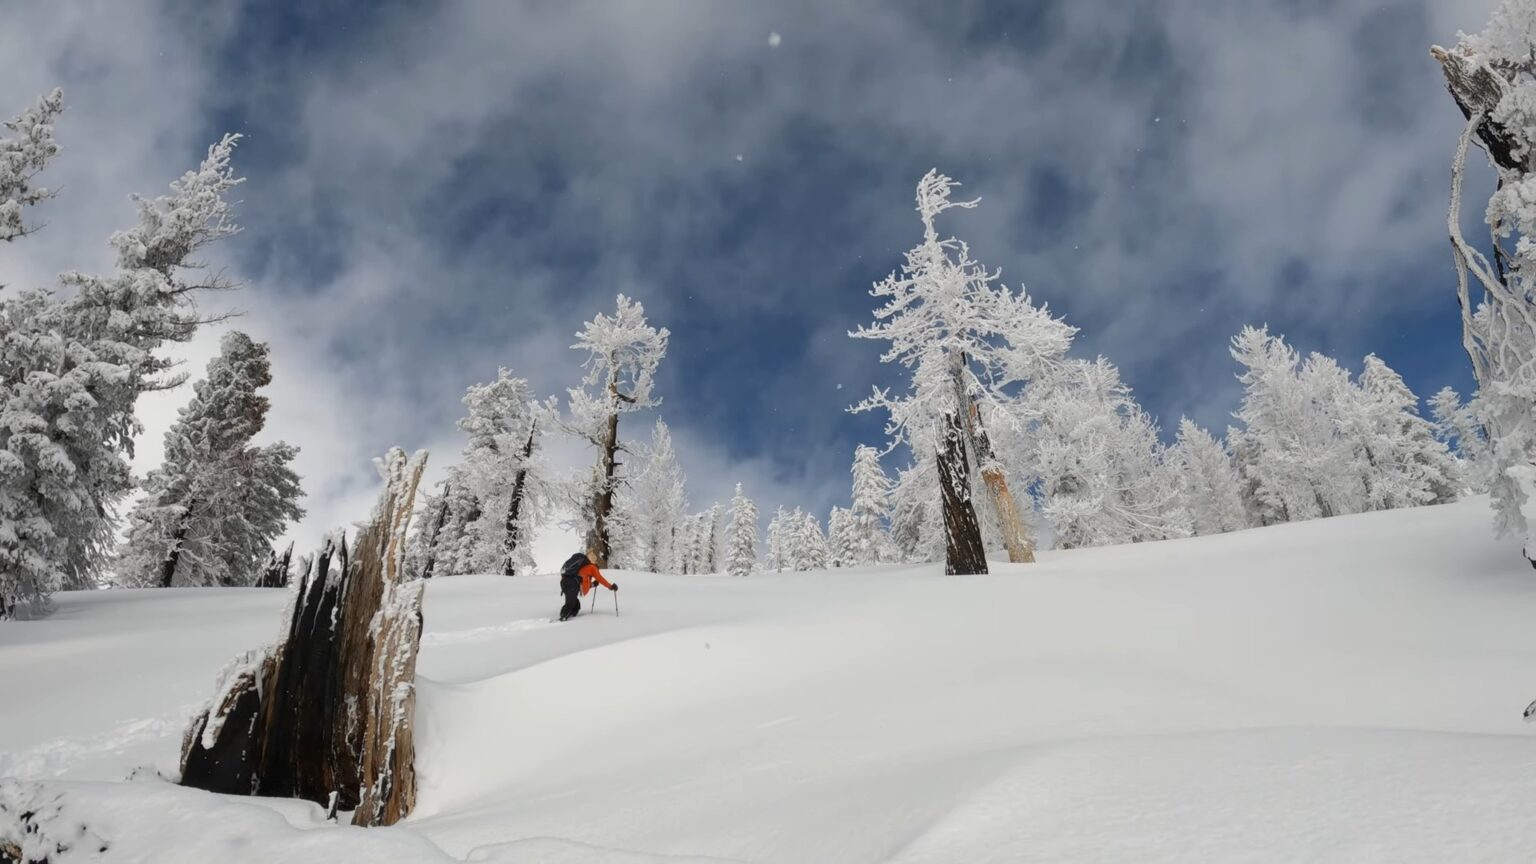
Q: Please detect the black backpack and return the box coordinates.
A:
[560,552,589,595]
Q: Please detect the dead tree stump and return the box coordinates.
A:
[179,448,428,827]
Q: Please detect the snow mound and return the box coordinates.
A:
[4,499,1536,861]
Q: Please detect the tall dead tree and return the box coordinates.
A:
[179,448,427,827]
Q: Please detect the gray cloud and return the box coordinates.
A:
[0,0,1500,567]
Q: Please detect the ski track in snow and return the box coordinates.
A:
[420,617,557,646]
[0,708,195,780]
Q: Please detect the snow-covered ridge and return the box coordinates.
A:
[3,498,1536,861]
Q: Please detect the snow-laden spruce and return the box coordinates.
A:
[1228,326,1457,527]
[1167,418,1249,537]
[851,170,1071,573]
[766,506,789,572]
[567,295,668,567]
[610,420,688,573]
[412,369,553,578]
[115,332,304,588]
[723,483,759,576]
[1027,358,1190,548]
[847,444,893,565]
[0,89,63,245]
[1433,2,1536,564]
[0,129,244,613]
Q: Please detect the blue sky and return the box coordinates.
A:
[0,0,1500,558]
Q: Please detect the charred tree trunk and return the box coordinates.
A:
[258,542,295,588]
[179,449,428,827]
[502,423,537,576]
[938,410,988,575]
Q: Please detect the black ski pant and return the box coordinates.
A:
[560,591,581,620]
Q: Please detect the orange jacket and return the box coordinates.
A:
[579,562,614,596]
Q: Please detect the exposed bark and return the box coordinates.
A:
[502,422,536,576]
[258,542,294,588]
[179,449,428,827]
[938,410,988,575]
[963,395,1035,564]
[1431,45,1527,174]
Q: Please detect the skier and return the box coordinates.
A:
[559,550,617,621]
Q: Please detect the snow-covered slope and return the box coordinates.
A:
[5,498,1536,862]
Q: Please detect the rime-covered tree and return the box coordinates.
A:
[116,332,304,587]
[568,295,668,567]
[790,510,828,571]
[847,445,892,565]
[1167,418,1249,536]
[1434,1,1536,563]
[1029,358,1189,548]
[612,419,687,572]
[1351,354,1459,509]
[826,506,854,568]
[700,503,722,573]
[426,370,553,577]
[765,506,789,573]
[1430,386,1491,493]
[724,483,758,576]
[1228,327,1366,525]
[887,459,943,564]
[851,170,1073,574]
[0,89,63,245]
[1,132,244,611]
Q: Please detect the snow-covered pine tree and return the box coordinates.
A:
[826,507,854,568]
[0,89,63,245]
[699,503,722,574]
[765,506,789,572]
[1434,2,1536,563]
[1228,327,1366,525]
[1430,386,1491,493]
[887,459,943,564]
[1351,354,1460,509]
[115,332,304,587]
[851,170,1073,573]
[848,445,892,565]
[612,420,687,573]
[791,510,828,571]
[430,370,553,577]
[418,482,482,577]
[1167,418,1249,536]
[724,483,758,576]
[0,133,244,611]
[1029,358,1189,548]
[568,295,668,567]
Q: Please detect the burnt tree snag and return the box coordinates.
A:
[179,448,428,827]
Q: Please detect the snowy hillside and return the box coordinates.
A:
[5,498,1536,862]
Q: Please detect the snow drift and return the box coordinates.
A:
[4,498,1536,862]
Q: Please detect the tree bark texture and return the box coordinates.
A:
[938,410,988,576]
[963,395,1035,564]
[178,449,428,827]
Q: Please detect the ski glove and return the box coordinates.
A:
[610,582,619,591]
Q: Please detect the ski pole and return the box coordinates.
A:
[613,587,620,617]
